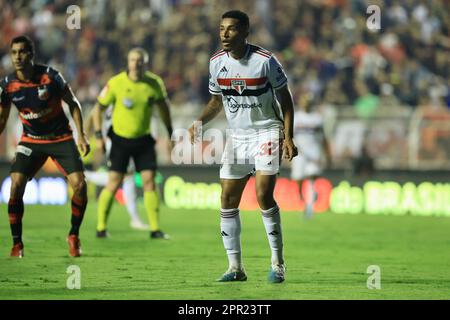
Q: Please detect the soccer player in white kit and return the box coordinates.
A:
[189,10,298,283]
[291,96,331,218]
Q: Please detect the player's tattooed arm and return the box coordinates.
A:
[197,94,223,124]
[276,85,298,161]
[189,94,223,144]
[62,85,90,156]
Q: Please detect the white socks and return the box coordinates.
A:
[305,178,316,217]
[261,204,284,265]
[123,175,141,222]
[220,204,284,271]
[220,208,243,271]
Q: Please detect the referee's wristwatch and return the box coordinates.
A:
[94,130,103,139]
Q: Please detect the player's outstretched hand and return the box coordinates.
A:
[78,135,91,157]
[282,138,298,161]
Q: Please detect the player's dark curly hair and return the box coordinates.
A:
[222,10,250,30]
[10,35,35,58]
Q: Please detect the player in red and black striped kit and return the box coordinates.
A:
[0,36,90,258]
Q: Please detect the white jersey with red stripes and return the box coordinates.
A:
[293,110,324,161]
[291,110,325,180]
[209,44,288,131]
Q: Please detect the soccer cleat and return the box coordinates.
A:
[268,264,286,283]
[150,230,170,240]
[130,220,149,231]
[10,243,24,258]
[217,268,247,282]
[67,235,82,257]
[96,230,109,238]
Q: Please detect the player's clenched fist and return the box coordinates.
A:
[78,135,91,157]
[282,138,298,161]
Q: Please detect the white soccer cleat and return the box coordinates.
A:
[130,220,149,230]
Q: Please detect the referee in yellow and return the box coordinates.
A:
[93,47,173,239]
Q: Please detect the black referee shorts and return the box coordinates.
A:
[107,128,157,173]
[11,139,84,178]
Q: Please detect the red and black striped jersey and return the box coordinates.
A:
[0,64,73,143]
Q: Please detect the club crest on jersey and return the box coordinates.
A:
[37,85,49,100]
[231,79,246,94]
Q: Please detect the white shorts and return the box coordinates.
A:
[220,129,281,179]
[290,155,322,180]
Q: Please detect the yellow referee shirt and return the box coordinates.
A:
[97,71,167,138]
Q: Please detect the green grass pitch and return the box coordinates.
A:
[0,202,449,299]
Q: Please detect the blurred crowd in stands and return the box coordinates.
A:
[0,0,449,115]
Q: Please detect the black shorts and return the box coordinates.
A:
[11,139,84,178]
[108,129,157,173]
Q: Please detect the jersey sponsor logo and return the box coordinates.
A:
[37,85,49,100]
[20,107,52,120]
[231,79,246,94]
[12,96,25,102]
[225,96,263,113]
[16,145,32,157]
[24,132,59,140]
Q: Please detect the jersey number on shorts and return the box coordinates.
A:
[260,142,273,156]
